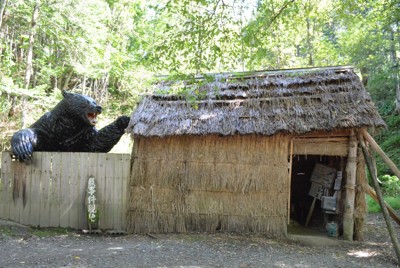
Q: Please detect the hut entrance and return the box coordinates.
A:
[289,155,344,230]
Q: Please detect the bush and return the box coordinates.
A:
[379,174,400,196]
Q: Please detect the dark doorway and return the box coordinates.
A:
[289,155,344,228]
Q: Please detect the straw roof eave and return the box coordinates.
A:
[127,67,386,138]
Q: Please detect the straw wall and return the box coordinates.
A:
[127,134,290,236]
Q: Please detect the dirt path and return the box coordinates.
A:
[0,213,399,268]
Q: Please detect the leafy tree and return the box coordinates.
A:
[139,0,246,74]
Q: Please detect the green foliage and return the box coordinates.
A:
[141,0,245,74]
[31,227,70,237]
[367,195,400,213]
[0,226,70,238]
[152,72,218,108]
[378,175,400,197]
[372,99,400,176]
[87,210,100,225]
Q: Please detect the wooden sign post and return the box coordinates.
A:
[86,176,99,231]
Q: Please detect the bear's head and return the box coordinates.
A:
[61,90,102,126]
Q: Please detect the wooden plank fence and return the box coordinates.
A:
[0,152,131,230]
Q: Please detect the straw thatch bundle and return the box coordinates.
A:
[127,66,385,138]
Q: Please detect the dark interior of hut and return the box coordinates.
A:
[289,155,345,233]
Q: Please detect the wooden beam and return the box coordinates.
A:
[357,131,400,264]
[305,197,317,227]
[288,138,294,225]
[296,129,351,138]
[293,137,348,156]
[361,128,400,179]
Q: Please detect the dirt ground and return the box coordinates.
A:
[0,213,399,268]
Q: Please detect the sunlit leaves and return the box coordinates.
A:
[141,0,246,74]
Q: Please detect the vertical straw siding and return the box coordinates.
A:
[128,134,290,236]
[0,152,130,230]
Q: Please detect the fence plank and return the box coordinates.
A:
[113,154,123,230]
[68,153,80,229]
[121,154,131,229]
[105,154,115,229]
[96,153,108,229]
[50,152,61,227]
[11,161,26,223]
[0,152,13,220]
[29,153,43,226]
[78,153,90,230]
[60,153,71,227]
[20,157,35,225]
[39,152,52,227]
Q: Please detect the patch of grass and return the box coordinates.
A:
[31,227,70,237]
[366,194,400,213]
[0,226,13,236]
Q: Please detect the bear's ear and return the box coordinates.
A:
[62,90,72,98]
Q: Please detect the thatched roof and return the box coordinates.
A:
[127,66,386,137]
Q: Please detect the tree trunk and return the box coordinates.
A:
[389,25,400,113]
[0,0,8,29]
[360,67,369,87]
[0,0,8,30]
[306,17,313,66]
[397,24,400,113]
[62,70,73,91]
[396,81,400,113]
[24,3,39,89]
[304,0,314,67]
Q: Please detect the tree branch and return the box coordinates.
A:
[262,0,295,31]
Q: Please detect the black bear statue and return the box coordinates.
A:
[11,90,130,161]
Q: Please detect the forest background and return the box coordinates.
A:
[0,0,399,196]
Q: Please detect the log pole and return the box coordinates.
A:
[354,149,367,241]
[361,128,400,179]
[343,130,358,241]
[357,131,400,264]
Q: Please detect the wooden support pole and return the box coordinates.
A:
[354,149,367,241]
[357,131,400,264]
[288,138,294,225]
[305,197,317,227]
[361,128,400,179]
[343,130,357,241]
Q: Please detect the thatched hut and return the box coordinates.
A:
[126,66,385,240]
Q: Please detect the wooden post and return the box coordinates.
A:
[343,130,357,241]
[305,197,317,227]
[288,138,294,225]
[357,131,400,264]
[354,149,367,241]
